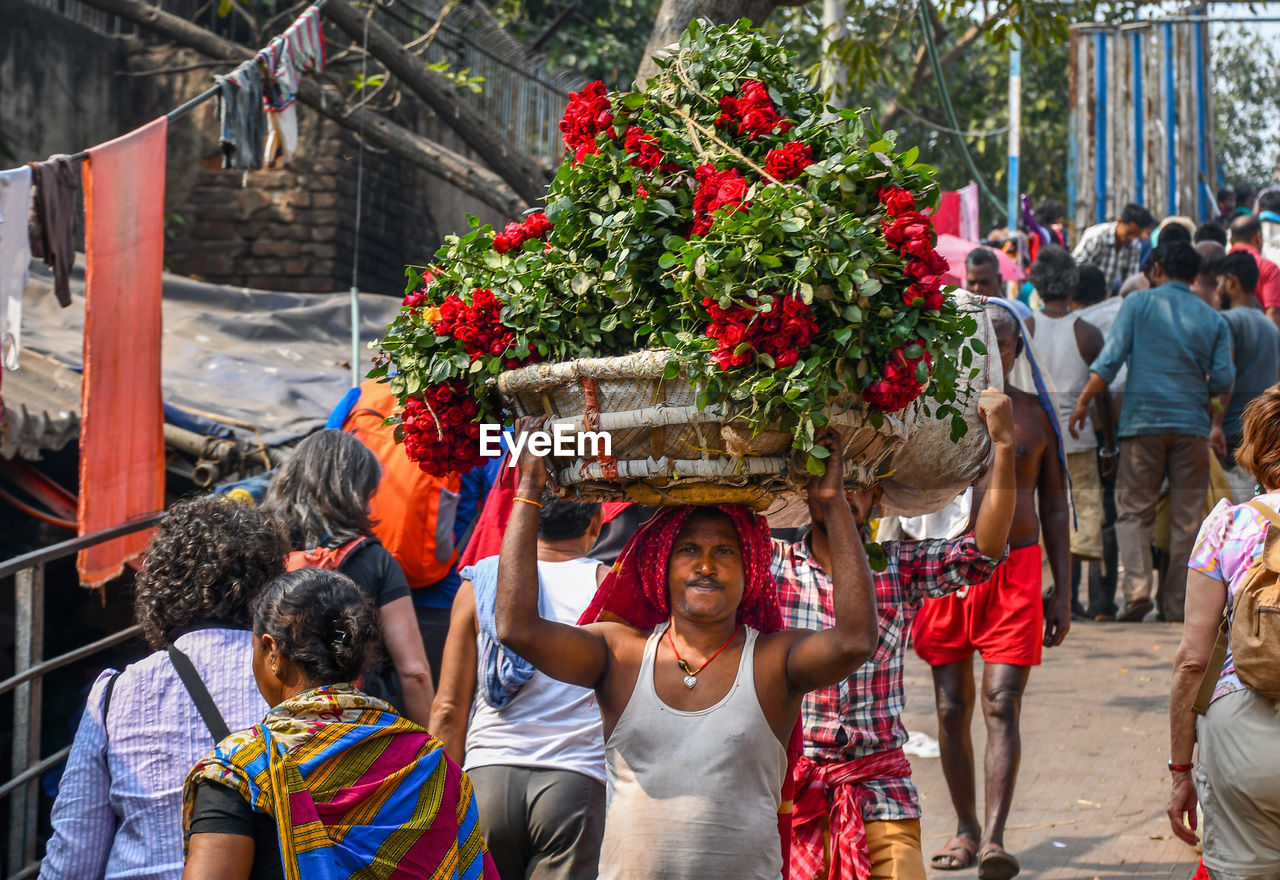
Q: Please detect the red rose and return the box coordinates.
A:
[522,213,553,239]
[624,125,664,171]
[764,141,814,181]
[560,81,616,164]
[402,289,427,309]
[691,166,750,236]
[714,79,792,140]
[877,185,916,216]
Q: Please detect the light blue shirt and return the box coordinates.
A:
[1091,281,1235,438]
[40,628,267,880]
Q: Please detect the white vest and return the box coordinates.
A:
[464,557,606,783]
[1031,312,1097,453]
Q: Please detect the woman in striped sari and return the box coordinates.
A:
[180,568,497,880]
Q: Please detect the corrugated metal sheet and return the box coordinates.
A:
[1068,16,1216,231]
[0,350,80,462]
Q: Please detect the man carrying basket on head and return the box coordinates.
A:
[494,416,880,880]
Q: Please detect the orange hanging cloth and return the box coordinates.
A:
[78,118,167,586]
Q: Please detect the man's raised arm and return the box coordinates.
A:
[783,435,878,692]
[494,416,611,689]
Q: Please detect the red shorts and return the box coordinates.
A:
[911,543,1044,667]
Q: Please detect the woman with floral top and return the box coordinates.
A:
[1169,385,1280,879]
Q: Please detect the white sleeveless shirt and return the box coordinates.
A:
[599,622,788,880]
[1031,312,1097,453]
[464,557,606,783]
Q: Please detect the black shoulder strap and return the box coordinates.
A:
[101,670,122,734]
[167,644,231,742]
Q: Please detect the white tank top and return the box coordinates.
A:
[1031,312,1097,453]
[599,622,788,880]
[464,558,606,783]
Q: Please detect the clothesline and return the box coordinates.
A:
[66,0,333,163]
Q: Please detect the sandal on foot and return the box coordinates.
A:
[929,836,979,870]
[978,845,1021,880]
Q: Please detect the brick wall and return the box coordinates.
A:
[166,113,441,295]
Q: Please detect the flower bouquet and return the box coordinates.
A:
[373,19,981,503]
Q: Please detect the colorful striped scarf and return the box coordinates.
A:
[182,684,497,880]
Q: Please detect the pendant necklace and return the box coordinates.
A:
[667,623,740,689]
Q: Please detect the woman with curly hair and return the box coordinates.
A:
[181,569,497,880]
[260,429,435,728]
[41,498,288,880]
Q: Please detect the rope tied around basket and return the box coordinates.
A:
[579,377,620,480]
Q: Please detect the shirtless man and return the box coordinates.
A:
[913,303,1071,879]
[495,417,879,879]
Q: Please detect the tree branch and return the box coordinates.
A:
[880,9,1003,130]
[75,0,529,217]
[322,0,553,207]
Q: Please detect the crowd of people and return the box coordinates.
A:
[35,191,1280,880]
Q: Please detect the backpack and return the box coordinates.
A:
[285,537,370,572]
[1194,499,1280,714]
[339,380,462,588]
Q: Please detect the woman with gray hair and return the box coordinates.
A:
[261,429,435,727]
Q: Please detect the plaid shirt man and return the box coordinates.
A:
[772,532,1001,822]
[1072,220,1143,291]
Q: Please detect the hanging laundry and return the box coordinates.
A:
[0,167,32,372]
[260,4,327,166]
[215,60,265,172]
[79,118,167,588]
[27,154,79,308]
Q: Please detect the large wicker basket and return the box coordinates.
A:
[496,350,911,508]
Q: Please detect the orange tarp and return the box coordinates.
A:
[77,118,167,586]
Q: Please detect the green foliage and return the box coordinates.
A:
[490,0,662,88]
[1213,27,1280,187]
[376,19,977,474]
[763,4,1074,208]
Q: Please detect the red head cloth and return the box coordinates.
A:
[578,504,783,634]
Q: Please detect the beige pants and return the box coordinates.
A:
[1115,433,1209,618]
[1067,450,1104,559]
[866,819,927,880]
[1196,689,1280,879]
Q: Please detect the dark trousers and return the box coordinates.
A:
[468,764,606,880]
[414,604,451,688]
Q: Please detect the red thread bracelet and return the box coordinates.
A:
[1168,760,1193,773]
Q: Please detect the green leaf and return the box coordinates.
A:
[571,273,592,295]
[805,455,827,477]
[809,444,830,459]
[658,252,678,270]
[662,360,681,380]
[864,542,888,573]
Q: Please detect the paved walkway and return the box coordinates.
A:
[901,619,1201,880]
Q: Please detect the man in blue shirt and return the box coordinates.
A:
[1070,241,1235,623]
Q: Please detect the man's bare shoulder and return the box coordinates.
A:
[583,620,651,649]
[1007,388,1053,427]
